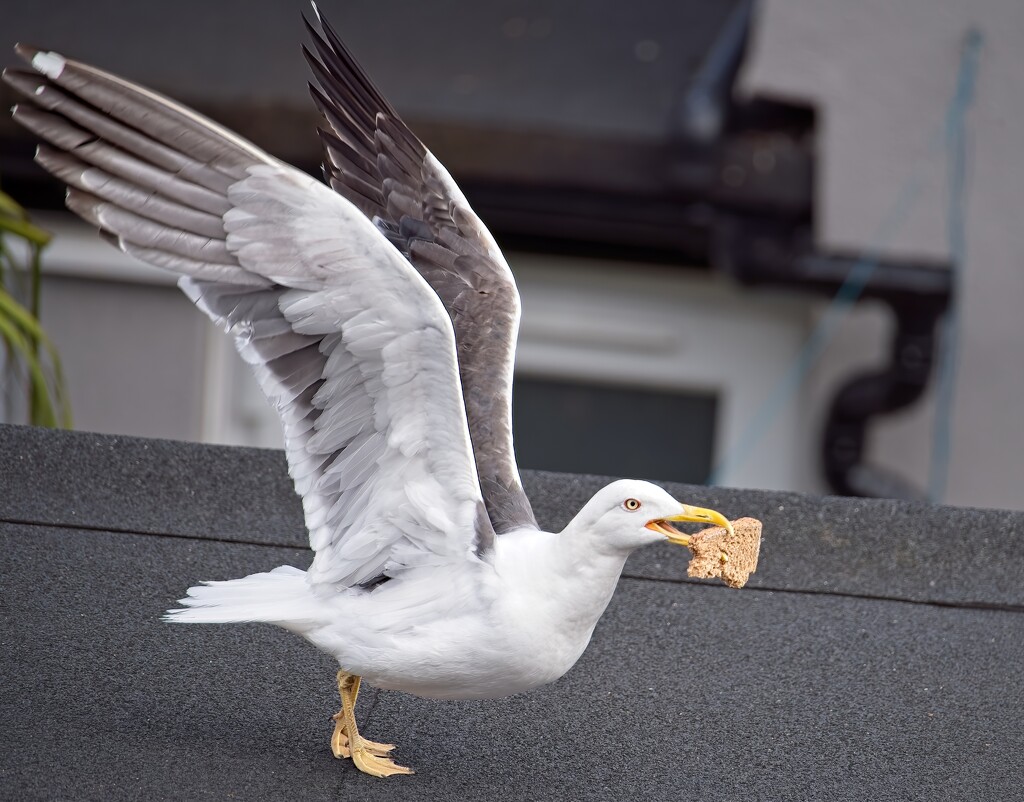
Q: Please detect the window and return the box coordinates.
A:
[513,377,717,483]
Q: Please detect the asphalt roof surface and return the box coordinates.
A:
[2,423,1022,801]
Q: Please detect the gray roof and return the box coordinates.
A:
[2,423,1022,800]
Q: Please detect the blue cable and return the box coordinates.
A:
[928,29,983,503]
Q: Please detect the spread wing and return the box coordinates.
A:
[4,45,496,588]
[303,7,538,535]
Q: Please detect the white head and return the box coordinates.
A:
[569,479,732,554]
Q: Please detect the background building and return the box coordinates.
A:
[1,0,1020,509]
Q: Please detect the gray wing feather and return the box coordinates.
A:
[304,8,537,534]
[4,44,496,586]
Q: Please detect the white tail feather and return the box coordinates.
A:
[164,565,322,631]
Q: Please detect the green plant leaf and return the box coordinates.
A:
[0,184,70,428]
[0,287,71,427]
[0,189,29,221]
[0,214,52,247]
[0,302,57,426]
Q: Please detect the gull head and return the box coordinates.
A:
[574,479,732,553]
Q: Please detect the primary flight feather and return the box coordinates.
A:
[5,5,734,777]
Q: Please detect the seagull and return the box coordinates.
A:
[5,7,735,778]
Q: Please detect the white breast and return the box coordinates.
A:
[305,527,631,700]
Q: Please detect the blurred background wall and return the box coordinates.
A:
[743,0,1024,510]
[1,0,1020,510]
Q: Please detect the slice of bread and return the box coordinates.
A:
[687,517,762,588]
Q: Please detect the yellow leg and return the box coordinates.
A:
[330,673,394,759]
[330,670,413,777]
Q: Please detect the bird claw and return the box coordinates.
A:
[351,745,414,777]
[331,713,397,760]
[361,739,397,756]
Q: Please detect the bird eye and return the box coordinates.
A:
[623,498,641,511]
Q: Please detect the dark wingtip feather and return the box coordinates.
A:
[301,10,321,41]
[12,44,69,82]
[3,67,44,95]
[13,43,42,62]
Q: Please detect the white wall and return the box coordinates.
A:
[743,0,1024,509]
[40,276,207,442]
[25,215,210,443]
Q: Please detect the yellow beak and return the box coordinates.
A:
[644,504,734,546]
